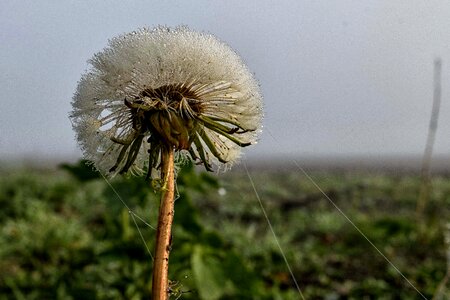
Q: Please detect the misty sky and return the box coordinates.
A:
[1,1,450,161]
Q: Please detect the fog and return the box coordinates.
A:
[1,1,449,163]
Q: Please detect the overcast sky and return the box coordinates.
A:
[1,0,450,162]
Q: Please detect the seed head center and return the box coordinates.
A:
[126,84,201,150]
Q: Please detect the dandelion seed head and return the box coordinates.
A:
[71,26,263,177]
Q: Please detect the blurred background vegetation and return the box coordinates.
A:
[0,160,449,299]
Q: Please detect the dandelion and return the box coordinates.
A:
[70,26,263,300]
[71,26,262,178]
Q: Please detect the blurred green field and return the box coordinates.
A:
[0,160,449,299]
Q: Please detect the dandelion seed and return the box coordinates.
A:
[71,26,263,179]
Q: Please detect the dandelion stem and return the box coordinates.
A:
[152,144,175,300]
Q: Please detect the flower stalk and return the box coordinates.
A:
[152,144,175,300]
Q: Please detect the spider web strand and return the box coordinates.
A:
[98,171,156,259]
[244,162,306,300]
[265,128,428,299]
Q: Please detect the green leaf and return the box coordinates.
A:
[191,245,231,300]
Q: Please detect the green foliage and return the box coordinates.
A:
[60,160,101,182]
[0,163,449,299]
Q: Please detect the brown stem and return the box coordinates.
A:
[152,145,175,300]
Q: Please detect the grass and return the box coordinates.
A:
[0,160,449,299]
